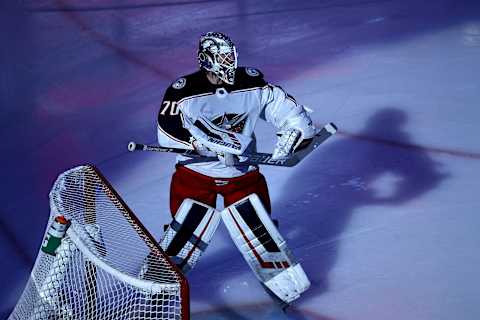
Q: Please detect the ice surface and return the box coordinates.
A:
[1,1,480,319]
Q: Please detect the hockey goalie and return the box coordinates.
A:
[157,32,314,306]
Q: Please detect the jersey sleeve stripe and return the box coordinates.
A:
[177,92,215,106]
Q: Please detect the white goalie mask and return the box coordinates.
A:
[198,32,238,85]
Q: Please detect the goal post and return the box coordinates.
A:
[9,165,189,320]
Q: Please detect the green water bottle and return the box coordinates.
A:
[41,215,70,256]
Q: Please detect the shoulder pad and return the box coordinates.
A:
[164,70,209,101]
[169,70,201,90]
[171,77,187,89]
[233,67,266,89]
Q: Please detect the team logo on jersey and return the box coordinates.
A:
[212,113,247,133]
[172,78,186,89]
[246,67,260,77]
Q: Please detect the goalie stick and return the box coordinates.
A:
[128,123,337,167]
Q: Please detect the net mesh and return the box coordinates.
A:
[9,165,189,320]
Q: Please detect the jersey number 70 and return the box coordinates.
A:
[160,101,180,116]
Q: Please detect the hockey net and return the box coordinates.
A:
[9,165,189,320]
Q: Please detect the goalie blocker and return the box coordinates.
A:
[161,193,310,304]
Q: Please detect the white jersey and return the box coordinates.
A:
[157,67,315,178]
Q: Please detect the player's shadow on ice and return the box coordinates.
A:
[273,107,448,310]
[189,108,447,320]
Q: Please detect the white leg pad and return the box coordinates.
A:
[221,194,310,303]
[264,263,310,304]
[159,199,221,273]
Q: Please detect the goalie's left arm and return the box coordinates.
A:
[260,84,316,159]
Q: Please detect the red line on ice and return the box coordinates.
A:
[53,0,172,79]
[338,130,480,160]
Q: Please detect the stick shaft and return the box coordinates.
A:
[128,123,337,167]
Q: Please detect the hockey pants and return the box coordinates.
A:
[160,165,310,303]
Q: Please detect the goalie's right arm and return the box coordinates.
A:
[157,86,194,150]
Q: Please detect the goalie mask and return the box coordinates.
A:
[198,32,238,85]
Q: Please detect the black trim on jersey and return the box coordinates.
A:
[158,67,267,146]
[157,87,193,146]
[232,67,266,91]
[164,67,267,102]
